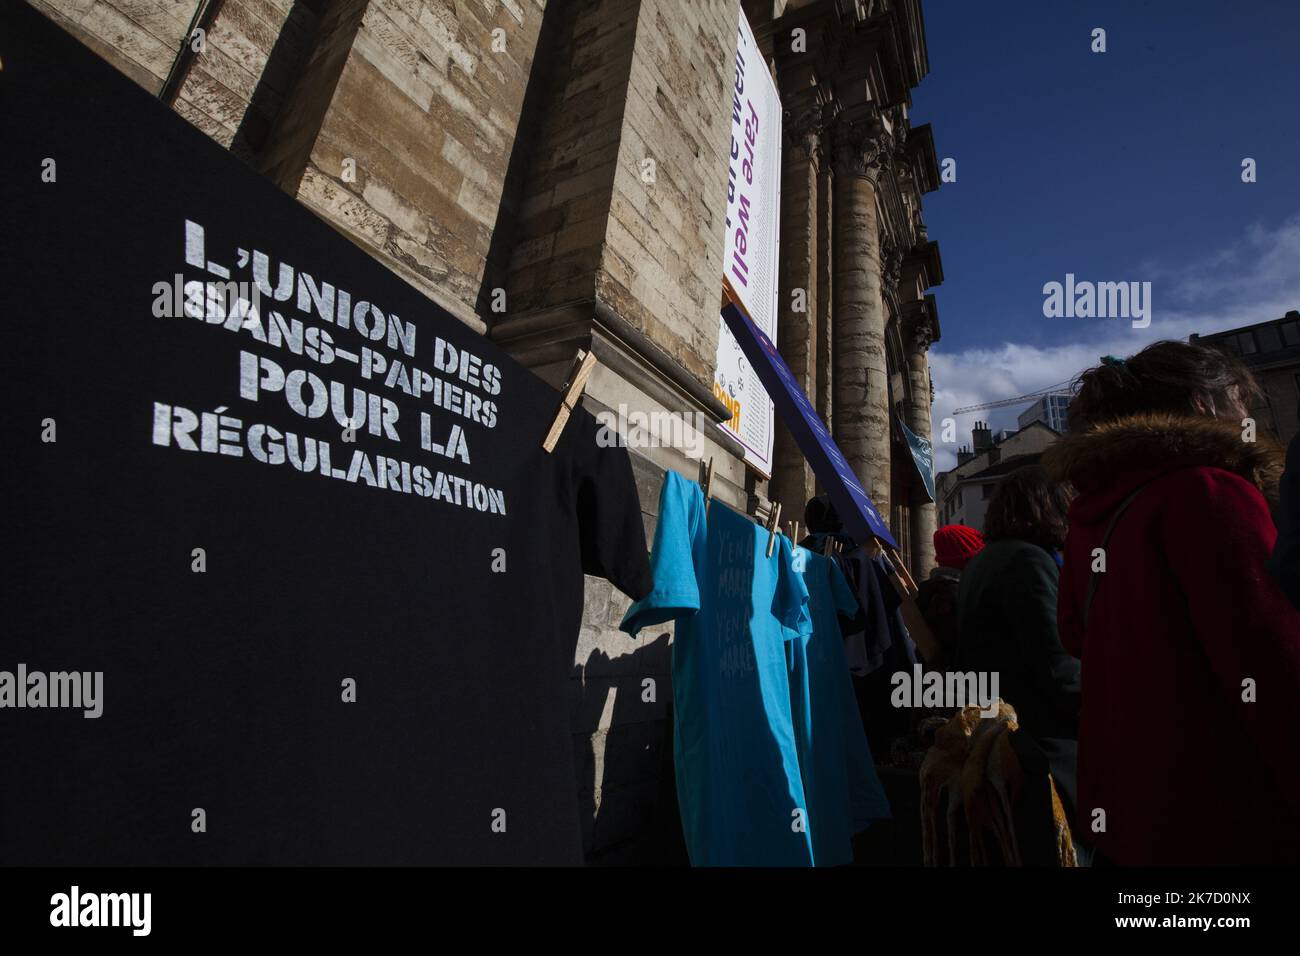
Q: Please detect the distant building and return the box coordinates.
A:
[937,420,1060,531]
[1192,310,1300,446]
[1017,391,1071,434]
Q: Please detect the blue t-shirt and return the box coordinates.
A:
[787,547,892,865]
[621,472,815,866]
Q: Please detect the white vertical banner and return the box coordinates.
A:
[714,10,782,476]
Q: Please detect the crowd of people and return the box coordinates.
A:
[916,339,1300,866]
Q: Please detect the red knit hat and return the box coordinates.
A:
[934,524,985,571]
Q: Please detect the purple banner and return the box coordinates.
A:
[721,302,897,548]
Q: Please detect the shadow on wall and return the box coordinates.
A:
[566,571,924,867]
[573,632,688,866]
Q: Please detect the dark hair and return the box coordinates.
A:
[1067,340,1261,433]
[983,464,1072,552]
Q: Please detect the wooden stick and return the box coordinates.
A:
[541,349,597,453]
[765,501,782,558]
[885,545,919,596]
[879,551,906,597]
[721,275,745,311]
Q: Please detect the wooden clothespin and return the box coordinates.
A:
[541,349,597,453]
[822,535,834,557]
[765,501,782,558]
[699,457,714,517]
[885,545,919,596]
[788,520,800,547]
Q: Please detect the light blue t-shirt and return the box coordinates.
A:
[621,472,815,866]
[786,547,892,865]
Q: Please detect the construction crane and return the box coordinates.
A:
[951,380,1074,416]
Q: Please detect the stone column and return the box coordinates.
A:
[904,300,938,574]
[770,111,822,521]
[815,161,834,439]
[831,108,893,522]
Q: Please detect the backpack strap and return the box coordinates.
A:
[1082,484,1149,631]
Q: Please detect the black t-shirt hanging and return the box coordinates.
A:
[0,2,650,865]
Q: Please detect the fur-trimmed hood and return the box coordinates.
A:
[1043,413,1284,519]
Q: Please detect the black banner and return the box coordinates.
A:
[0,1,646,866]
[0,865,1288,939]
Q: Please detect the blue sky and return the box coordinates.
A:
[909,0,1300,468]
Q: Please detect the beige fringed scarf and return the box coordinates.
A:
[920,702,1076,866]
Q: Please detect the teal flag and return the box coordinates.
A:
[898,417,936,502]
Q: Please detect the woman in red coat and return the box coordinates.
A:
[1044,342,1300,865]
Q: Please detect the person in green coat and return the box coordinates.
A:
[955,465,1082,827]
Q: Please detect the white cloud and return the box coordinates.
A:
[929,213,1300,472]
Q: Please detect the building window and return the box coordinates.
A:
[1237,331,1258,355]
[1283,321,1300,348]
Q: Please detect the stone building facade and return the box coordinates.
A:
[936,421,1061,533]
[34,0,943,863]
[1193,311,1300,448]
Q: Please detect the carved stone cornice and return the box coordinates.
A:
[902,295,940,354]
[913,208,929,242]
[902,239,944,294]
[886,104,909,160]
[783,104,825,166]
[908,315,935,354]
[830,107,893,183]
[880,238,904,298]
